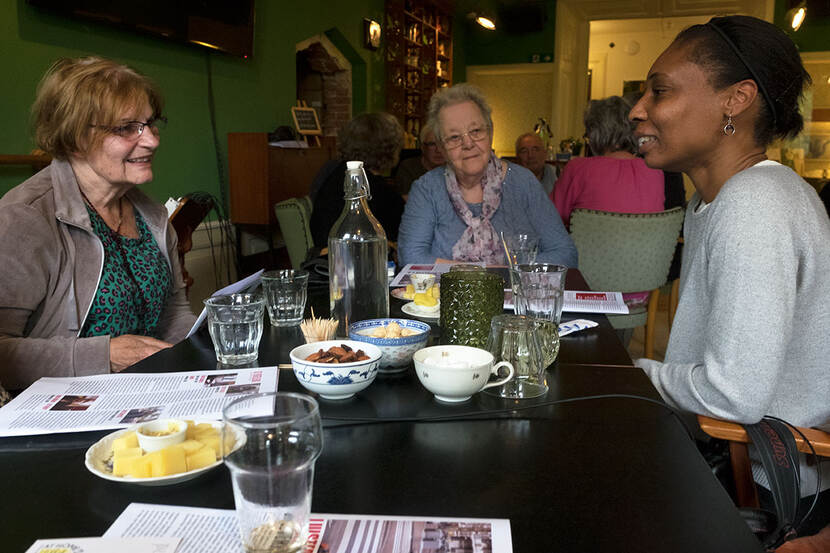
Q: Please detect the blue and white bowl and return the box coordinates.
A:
[349,318,431,373]
[289,340,381,400]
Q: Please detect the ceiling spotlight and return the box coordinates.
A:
[476,15,496,30]
[467,12,496,31]
[788,1,807,31]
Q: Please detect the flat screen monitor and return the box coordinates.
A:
[27,0,255,58]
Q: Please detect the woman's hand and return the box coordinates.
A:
[109,335,173,372]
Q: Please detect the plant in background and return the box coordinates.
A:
[559,137,584,156]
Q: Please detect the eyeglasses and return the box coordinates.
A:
[93,116,168,140]
[442,127,489,150]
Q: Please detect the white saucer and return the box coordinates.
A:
[84,420,239,486]
[401,301,440,323]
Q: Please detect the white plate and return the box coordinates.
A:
[85,420,235,486]
[391,284,440,301]
[401,301,440,323]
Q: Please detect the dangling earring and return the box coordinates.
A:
[723,114,736,136]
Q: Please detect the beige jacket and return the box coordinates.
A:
[0,159,196,389]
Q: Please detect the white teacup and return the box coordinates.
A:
[413,345,515,402]
[410,273,436,293]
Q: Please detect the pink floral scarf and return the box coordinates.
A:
[445,152,506,264]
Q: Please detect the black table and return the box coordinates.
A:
[0,272,763,552]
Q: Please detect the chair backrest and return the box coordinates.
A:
[569,208,684,293]
[274,196,314,270]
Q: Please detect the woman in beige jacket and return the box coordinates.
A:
[0,57,195,390]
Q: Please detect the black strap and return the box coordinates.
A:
[743,418,801,549]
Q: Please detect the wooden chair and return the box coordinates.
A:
[169,195,214,295]
[274,196,316,270]
[570,208,684,358]
[697,415,830,508]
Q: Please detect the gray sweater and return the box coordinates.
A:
[637,161,830,490]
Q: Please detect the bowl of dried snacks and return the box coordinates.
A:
[348,318,431,373]
[289,340,382,400]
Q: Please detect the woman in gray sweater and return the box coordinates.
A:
[630,15,830,538]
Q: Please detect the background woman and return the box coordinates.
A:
[553,95,665,229]
[0,57,196,389]
[629,16,830,537]
[309,112,405,249]
[398,83,577,267]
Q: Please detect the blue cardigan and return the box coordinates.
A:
[398,162,578,268]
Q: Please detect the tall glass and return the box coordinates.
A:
[223,393,323,553]
[204,294,265,365]
[502,233,539,267]
[510,264,567,367]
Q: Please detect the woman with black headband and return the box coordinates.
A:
[629,15,830,540]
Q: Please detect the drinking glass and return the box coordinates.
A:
[440,268,504,349]
[204,293,265,365]
[510,264,567,366]
[223,393,323,553]
[502,233,539,267]
[485,314,548,399]
[261,270,309,327]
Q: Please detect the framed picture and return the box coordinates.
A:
[364,18,381,50]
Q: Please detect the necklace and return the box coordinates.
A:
[78,188,123,235]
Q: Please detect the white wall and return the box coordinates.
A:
[588,16,711,100]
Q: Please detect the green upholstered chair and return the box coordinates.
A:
[569,207,684,358]
[274,196,315,270]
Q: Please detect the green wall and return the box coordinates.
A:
[0,0,386,206]
[454,0,556,67]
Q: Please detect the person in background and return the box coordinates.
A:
[398,83,577,267]
[629,15,830,539]
[309,112,406,249]
[392,126,445,199]
[0,56,196,390]
[515,132,556,196]
[552,95,665,229]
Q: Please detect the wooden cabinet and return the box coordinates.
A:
[385,0,452,145]
[227,133,335,225]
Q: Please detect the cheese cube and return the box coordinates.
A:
[128,455,153,478]
[186,447,217,472]
[147,445,187,477]
[112,449,143,476]
[199,435,222,459]
[112,431,138,452]
[179,439,205,455]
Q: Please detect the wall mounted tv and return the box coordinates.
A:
[27,0,255,58]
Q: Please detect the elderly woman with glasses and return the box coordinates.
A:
[398,83,577,267]
[0,56,196,390]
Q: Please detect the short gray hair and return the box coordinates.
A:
[426,83,493,142]
[338,112,403,173]
[515,132,543,155]
[419,124,435,146]
[583,96,638,155]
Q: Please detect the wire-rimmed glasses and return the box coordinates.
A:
[92,116,168,140]
[442,126,489,149]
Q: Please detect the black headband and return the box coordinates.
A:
[706,21,777,126]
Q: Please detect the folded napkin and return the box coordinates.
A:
[558,319,598,337]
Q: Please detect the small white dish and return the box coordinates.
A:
[135,418,186,453]
[401,301,440,323]
[85,420,234,486]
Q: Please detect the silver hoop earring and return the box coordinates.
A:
[723,114,736,136]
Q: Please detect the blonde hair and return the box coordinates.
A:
[426,83,493,142]
[31,56,164,159]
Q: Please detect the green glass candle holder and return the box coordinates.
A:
[439,269,504,349]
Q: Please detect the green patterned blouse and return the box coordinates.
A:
[80,206,172,338]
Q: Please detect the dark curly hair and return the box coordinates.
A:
[338,112,403,173]
[672,15,810,146]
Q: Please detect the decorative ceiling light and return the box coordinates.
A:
[788,1,807,31]
[467,12,496,31]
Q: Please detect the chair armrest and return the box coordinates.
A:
[697,415,830,457]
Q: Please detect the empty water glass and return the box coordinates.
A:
[261,270,309,327]
[511,264,567,366]
[503,233,539,267]
[485,314,548,399]
[204,293,265,365]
